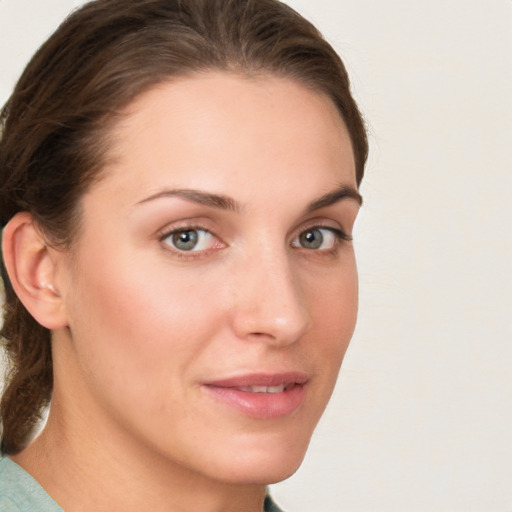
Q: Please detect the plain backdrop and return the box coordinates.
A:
[1,1,511,511]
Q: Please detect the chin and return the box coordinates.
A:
[209,435,311,485]
[250,459,305,485]
[220,460,305,486]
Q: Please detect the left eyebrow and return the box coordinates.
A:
[306,185,363,213]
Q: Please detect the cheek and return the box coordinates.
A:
[308,254,358,333]
[64,249,223,409]
[304,256,358,377]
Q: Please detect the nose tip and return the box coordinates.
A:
[232,299,312,346]
[230,263,312,346]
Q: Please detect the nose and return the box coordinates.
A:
[229,249,312,346]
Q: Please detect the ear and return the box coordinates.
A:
[2,212,68,330]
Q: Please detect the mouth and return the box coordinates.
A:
[202,372,308,419]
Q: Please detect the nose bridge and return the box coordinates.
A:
[230,241,311,345]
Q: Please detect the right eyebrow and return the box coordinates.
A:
[136,188,240,212]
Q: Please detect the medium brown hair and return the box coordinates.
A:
[0,0,368,454]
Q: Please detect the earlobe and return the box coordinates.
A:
[2,212,68,330]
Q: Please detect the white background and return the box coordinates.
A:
[1,1,511,511]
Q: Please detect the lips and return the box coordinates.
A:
[202,372,308,419]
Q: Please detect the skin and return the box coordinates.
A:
[10,73,361,512]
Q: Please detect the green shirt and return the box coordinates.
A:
[0,457,284,512]
[0,457,63,512]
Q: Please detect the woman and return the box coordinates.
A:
[0,0,367,510]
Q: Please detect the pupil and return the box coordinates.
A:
[173,230,198,250]
[301,229,323,249]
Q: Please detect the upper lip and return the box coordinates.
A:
[204,372,309,388]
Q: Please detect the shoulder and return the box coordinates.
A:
[264,491,287,512]
[0,456,63,512]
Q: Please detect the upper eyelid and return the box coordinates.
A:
[157,220,218,239]
[292,219,351,239]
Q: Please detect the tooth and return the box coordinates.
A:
[239,386,264,392]
[239,385,286,393]
[267,385,285,393]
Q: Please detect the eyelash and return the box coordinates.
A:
[158,223,351,259]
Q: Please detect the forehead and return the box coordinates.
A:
[92,72,356,207]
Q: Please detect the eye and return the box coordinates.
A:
[162,228,217,252]
[292,227,347,250]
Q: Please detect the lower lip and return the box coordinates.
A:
[203,384,306,419]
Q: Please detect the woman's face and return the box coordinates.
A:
[52,73,361,484]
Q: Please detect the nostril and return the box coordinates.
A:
[248,331,274,339]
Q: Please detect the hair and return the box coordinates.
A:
[0,0,368,454]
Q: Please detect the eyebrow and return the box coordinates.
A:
[305,185,363,213]
[137,189,240,211]
[137,184,362,212]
